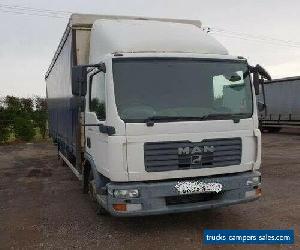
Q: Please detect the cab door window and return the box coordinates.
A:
[90,72,106,120]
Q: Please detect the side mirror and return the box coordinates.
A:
[72,66,88,96]
[253,71,260,95]
[257,101,266,112]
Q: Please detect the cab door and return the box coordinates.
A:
[85,71,109,177]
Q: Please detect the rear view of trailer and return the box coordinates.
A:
[260,76,300,130]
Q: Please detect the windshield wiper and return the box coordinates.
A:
[145,113,251,126]
[145,116,202,126]
[198,113,251,123]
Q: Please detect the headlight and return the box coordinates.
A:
[113,189,140,198]
[252,176,261,183]
[246,176,261,186]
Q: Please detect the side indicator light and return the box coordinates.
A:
[255,188,262,196]
[113,204,127,212]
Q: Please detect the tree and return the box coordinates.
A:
[0,106,11,143]
[5,96,22,113]
[20,98,34,113]
[33,97,48,138]
[14,116,35,142]
[0,95,48,143]
[4,96,35,142]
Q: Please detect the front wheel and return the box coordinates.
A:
[88,171,97,202]
[88,170,108,215]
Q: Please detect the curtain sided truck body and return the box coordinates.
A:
[45,14,270,216]
[259,76,300,132]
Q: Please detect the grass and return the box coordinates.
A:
[0,128,49,145]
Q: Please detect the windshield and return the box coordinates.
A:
[112,58,253,122]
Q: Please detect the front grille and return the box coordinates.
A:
[166,193,223,206]
[144,138,242,172]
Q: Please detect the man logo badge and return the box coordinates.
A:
[178,146,215,165]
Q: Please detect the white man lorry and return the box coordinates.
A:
[46,14,270,216]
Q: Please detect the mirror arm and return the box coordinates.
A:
[248,65,256,73]
[82,63,106,73]
[256,64,271,81]
[248,64,272,81]
[72,62,106,96]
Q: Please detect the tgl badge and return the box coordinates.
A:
[191,154,202,165]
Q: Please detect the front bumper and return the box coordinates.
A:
[101,171,261,217]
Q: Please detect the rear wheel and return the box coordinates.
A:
[265,127,281,133]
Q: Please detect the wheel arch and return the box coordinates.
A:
[83,153,110,193]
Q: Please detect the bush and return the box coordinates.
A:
[0,96,48,143]
[33,97,48,139]
[14,117,35,142]
[0,107,12,143]
[0,125,10,143]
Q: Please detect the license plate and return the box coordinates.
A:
[175,181,223,195]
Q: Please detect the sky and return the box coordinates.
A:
[1,0,300,97]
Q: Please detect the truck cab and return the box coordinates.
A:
[47,14,269,216]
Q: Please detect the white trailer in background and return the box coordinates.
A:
[46,14,269,216]
[259,76,300,132]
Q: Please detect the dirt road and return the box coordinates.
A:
[0,129,299,249]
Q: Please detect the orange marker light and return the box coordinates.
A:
[113,204,127,212]
[256,188,262,196]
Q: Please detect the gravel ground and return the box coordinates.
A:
[0,129,299,250]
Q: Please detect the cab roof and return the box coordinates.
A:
[89,19,228,63]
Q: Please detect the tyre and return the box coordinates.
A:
[88,170,108,215]
[266,127,281,133]
[88,170,97,201]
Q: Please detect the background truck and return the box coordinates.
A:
[259,76,300,132]
[45,13,269,216]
